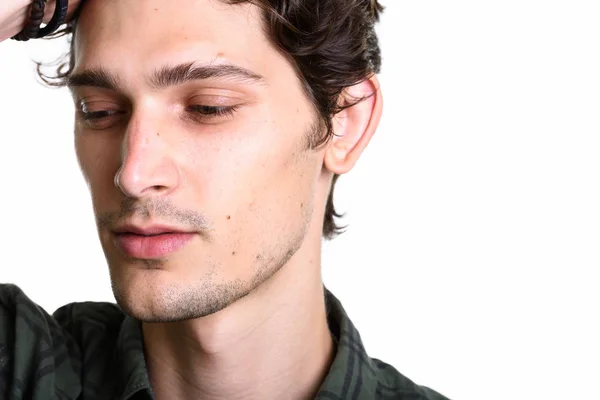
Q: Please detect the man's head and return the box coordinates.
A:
[42,0,383,321]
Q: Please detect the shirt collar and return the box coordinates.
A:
[315,289,378,399]
[115,315,153,400]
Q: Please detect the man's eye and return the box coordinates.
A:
[186,105,238,120]
[81,110,122,120]
[78,109,126,130]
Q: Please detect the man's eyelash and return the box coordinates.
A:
[81,110,123,120]
[186,105,238,117]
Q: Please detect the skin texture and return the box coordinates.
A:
[70,0,382,398]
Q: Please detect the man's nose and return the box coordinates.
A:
[114,114,180,198]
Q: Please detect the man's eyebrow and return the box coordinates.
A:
[67,68,121,91]
[67,62,266,92]
[148,62,266,89]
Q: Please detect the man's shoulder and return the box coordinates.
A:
[369,357,451,400]
[52,292,126,334]
[0,283,127,360]
[0,283,125,331]
[0,283,128,399]
[322,289,451,400]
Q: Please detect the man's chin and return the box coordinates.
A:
[112,291,192,323]
[110,276,252,323]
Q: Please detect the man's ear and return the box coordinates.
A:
[324,75,383,175]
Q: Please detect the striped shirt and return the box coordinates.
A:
[0,284,450,399]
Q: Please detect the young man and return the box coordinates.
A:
[0,0,450,399]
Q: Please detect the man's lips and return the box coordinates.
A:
[113,225,196,259]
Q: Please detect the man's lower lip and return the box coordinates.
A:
[114,232,195,259]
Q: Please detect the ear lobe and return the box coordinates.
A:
[324,75,383,175]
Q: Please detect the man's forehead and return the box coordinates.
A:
[75,0,263,57]
[72,0,270,82]
[76,0,262,36]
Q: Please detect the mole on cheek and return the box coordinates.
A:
[226,215,231,220]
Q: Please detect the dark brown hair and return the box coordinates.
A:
[39,0,384,240]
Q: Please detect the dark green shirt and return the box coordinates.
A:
[0,284,450,399]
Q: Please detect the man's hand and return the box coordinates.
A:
[0,0,82,43]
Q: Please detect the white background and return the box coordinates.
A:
[1,1,599,399]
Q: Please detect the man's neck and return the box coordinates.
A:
[142,258,335,400]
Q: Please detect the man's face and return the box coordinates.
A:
[71,0,328,321]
